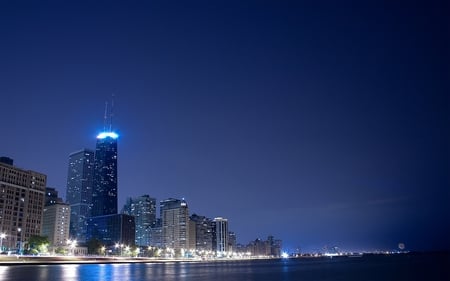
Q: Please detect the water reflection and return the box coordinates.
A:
[0,254,446,281]
[36,265,50,281]
[1,260,289,281]
[61,264,79,280]
[0,266,9,277]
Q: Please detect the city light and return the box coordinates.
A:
[66,239,77,255]
[97,132,119,139]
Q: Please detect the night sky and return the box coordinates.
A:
[1,1,449,253]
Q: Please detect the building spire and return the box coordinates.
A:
[109,94,114,132]
[98,95,118,139]
[103,101,108,131]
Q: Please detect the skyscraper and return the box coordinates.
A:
[190,214,214,251]
[91,132,118,216]
[160,198,190,252]
[122,195,156,246]
[42,203,70,248]
[66,149,94,243]
[213,217,229,256]
[42,187,70,248]
[85,112,137,246]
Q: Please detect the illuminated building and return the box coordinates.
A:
[42,187,70,247]
[65,149,94,243]
[149,219,162,247]
[85,106,136,246]
[42,203,70,247]
[213,217,229,255]
[91,132,118,216]
[160,198,190,252]
[0,157,46,251]
[122,195,156,246]
[190,214,214,251]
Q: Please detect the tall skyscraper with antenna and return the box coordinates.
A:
[86,99,135,246]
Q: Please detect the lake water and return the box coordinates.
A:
[0,253,449,281]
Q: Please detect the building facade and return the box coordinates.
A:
[86,214,135,246]
[66,149,94,243]
[190,214,214,251]
[0,158,46,252]
[160,198,189,252]
[91,132,118,217]
[122,195,156,246]
[149,219,162,247]
[214,217,229,255]
[42,203,71,247]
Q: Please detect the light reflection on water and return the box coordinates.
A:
[61,264,79,280]
[36,265,50,281]
[0,261,261,281]
[1,254,447,281]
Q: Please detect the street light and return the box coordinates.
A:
[17,228,22,255]
[115,243,124,256]
[67,239,77,255]
[0,233,6,252]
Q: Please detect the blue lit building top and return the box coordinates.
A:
[97,132,119,139]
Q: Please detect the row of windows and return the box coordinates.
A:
[0,167,46,188]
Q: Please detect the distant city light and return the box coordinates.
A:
[281,252,289,258]
[97,132,119,139]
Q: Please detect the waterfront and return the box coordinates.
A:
[0,252,449,281]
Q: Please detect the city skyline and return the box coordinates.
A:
[1,1,448,253]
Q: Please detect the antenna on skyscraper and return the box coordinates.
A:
[109,94,115,132]
[103,101,108,131]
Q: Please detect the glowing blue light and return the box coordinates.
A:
[281,252,289,259]
[97,132,119,139]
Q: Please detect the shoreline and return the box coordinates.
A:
[1,251,447,266]
[0,255,274,266]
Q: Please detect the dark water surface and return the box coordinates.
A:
[1,253,449,281]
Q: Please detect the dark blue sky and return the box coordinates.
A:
[1,0,449,252]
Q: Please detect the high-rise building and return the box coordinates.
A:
[213,217,229,255]
[160,198,190,252]
[42,203,70,247]
[42,187,70,248]
[91,132,118,216]
[190,214,214,251]
[188,219,196,251]
[267,235,282,257]
[0,158,46,252]
[122,195,156,246]
[85,125,137,247]
[66,149,94,243]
